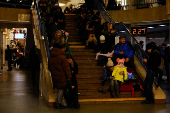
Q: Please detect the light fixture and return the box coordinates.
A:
[59,3,65,6]
[120,31,126,32]
[159,25,166,27]
[147,27,154,29]
[149,38,152,39]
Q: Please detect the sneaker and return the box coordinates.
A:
[54,103,67,109]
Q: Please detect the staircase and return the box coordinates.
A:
[65,14,145,104]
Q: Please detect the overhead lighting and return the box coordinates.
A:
[149,38,152,39]
[159,25,166,27]
[147,27,154,29]
[59,3,65,6]
[120,31,126,32]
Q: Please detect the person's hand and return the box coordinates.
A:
[72,71,74,73]
[119,71,124,75]
[119,51,124,55]
[110,76,115,79]
[143,59,147,63]
[87,21,90,24]
[125,58,129,62]
[71,86,75,89]
[110,67,114,71]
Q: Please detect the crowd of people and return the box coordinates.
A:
[37,0,169,108]
[5,40,25,71]
[38,0,81,109]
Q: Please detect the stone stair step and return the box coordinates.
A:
[69,36,81,39]
[65,24,77,27]
[68,42,83,45]
[76,59,98,63]
[72,51,96,55]
[79,98,146,104]
[77,63,98,66]
[76,73,103,79]
[78,69,103,74]
[69,38,82,42]
[71,48,95,52]
[65,26,77,28]
[73,55,95,60]
[77,78,103,83]
[70,45,85,49]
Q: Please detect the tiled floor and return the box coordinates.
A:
[0,67,170,113]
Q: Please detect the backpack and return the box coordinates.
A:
[154,50,164,71]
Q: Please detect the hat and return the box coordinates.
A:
[107,58,114,67]
[100,35,105,41]
[119,35,126,40]
[116,58,125,65]
[146,43,152,49]
[55,30,62,35]
[162,43,167,46]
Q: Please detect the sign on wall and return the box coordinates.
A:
[131,27,147,36]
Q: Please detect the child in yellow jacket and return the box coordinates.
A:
[110,58,128,98]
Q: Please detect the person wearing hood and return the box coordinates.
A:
[112,35,134,68]
[111,58,128,98]
[48,43,72,109]
[141,43,161,104]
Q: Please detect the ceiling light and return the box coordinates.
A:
[159,25,166,27]
[147,27,154,29]
[120,31,126,32]
[59,3,65,6]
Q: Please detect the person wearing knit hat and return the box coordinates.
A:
[107,58,114,67]
[100,35,105,43]
[50,30,66,47]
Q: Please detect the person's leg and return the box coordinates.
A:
[92,36,98,46]
[142,71,149,101]
[110,79,116,98]
[7,59,12,70]
[147,70,155,103]
[124,56,134,68]
[115,80,120,98]
[57,89,65,105]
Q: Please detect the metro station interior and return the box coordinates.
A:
[0,0,170,113]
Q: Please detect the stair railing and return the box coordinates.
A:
[31,0,54,102]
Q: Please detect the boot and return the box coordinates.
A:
[116,91,120,98]
[110,91,116,98]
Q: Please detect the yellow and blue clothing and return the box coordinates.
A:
[112,66,128,82]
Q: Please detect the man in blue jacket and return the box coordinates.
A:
[112,35,134,68]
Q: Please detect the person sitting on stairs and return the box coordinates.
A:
[110,58,128,98]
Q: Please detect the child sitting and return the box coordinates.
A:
[110,58,128,98]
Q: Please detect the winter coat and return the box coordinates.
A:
[48,48,72,89]
[147,49,161,71]
[114,41,134,58]
[112,66,128,83]
[103,66,113,84]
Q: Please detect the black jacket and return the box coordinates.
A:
[147,50,161,71]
